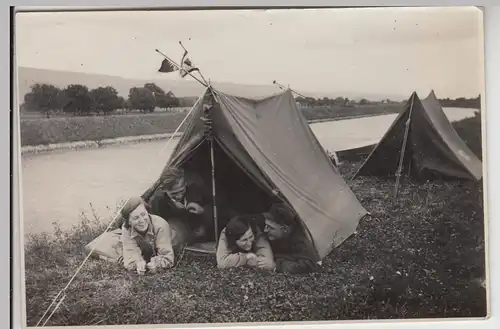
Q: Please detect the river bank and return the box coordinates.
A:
[19,103,404,149]
[20,112,387,156]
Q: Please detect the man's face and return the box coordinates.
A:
[167,186,186,202]
[264,218,288,241]
[129,203,150,233]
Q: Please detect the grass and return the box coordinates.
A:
[22,114,487,326]
[20,111,189,146]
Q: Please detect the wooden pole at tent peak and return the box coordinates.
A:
[393,95,415,198]
[155,48,208,88]
[273,80,307,98]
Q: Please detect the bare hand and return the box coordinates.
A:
[257,257,276,270]
[246,253,258,267]
[149,256,172,270]
[136,261,146,275]
[187,202,204,214]
[172,200,185,209]
[146,257,159,273]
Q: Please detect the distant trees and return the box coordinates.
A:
[128,87,156,113]
[89,86,124,115]
[22,81,481,118]
[21,82,181,117]
[23,83,61,118]
[438,95,481,109]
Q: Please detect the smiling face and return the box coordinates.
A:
[128,203,150,233]
[236,227,255,251]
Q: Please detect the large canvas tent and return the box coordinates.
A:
[352,90,482,181]
[141,86,368,260]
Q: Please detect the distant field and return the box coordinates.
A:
[19,104,404,146]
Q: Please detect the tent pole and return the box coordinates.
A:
[205,90,219,246]
[273,80,307,98]
[393,95,414,198]
[209,137,219,246]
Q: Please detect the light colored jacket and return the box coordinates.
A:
[216,227,275,270]
[121,214,175,271]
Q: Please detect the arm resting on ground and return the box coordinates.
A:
[253,234,276,270]
[216,230,248,268]
[121,226,145,271]
[153,218,175,268]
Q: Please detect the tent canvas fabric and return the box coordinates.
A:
[142,86,368,260]
[353,91,482,181]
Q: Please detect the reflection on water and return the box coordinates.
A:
[20,108,477,236]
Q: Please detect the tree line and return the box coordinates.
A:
[295,96,400,107]
[22,83,182,118]
[296,94,481,109]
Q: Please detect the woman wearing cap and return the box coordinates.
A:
[121,196,175,275]
[262,202,319,274]
[216,214,275,270]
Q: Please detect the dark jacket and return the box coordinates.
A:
[270,226,319,274]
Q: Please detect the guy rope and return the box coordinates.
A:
[36,43,212,327]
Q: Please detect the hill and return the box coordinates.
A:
[16,66,407,102]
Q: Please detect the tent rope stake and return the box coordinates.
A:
[393,94,414,198]
[35,99,201,327]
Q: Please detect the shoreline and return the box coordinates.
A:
[20,115,381,156]
[21,132,184,155]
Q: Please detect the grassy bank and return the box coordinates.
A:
[300,103,402,121]
[22,115,486,326]
[20,112,188,146]
[23,165,486,326]
[20,104,403,147]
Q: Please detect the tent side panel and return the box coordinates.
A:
[420,92,482,180]
[354,106,412,178]
[214,89,367,259]
[410,102,478,180]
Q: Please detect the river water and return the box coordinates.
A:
[20,108,478,236]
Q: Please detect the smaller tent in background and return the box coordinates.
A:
[352,90,482,181]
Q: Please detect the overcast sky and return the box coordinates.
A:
[15,6,483,98]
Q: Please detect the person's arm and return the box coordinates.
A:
[274,232,318,274]
[216,230,248,268]
[152,219,175,269]
[253,234,276,270]
[274,256,317,274]
[185,171,208,206]
[121,226,146,271]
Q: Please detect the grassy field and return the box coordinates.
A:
[23,114,486,326]
[19,104,403,146]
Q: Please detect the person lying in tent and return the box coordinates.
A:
[261,202,319,274]
[120,196,175,275]
[216,214,275,270]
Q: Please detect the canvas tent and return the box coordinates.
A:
[138,86,368,260]
[352,90,482,181]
